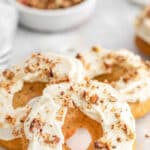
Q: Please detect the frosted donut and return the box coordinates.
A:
[76,47,150,118]
[0,52,84,150]
[134,6,150,55]
[21,80,135,150]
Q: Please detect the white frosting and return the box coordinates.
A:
[0,68,27,140]
[24,96,67,150]
[0,52,84,140]
[135,6,150,44]
[76,49,150,102]
[42,81,135,150]
[0,52,135,150]
[24,53,84,83]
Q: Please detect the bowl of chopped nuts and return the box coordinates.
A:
[8,0,96,32]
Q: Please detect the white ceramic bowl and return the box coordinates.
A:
[8,0,96,32]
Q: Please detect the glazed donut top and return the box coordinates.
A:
[135,6,150,44]
[0,52,84,140]
[24,80,135,150]
[76,47,150,102]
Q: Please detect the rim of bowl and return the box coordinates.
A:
[8,0,96,16]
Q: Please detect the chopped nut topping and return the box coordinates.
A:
[92,46,101,53]
[114,113,120,119]
[112,145,117,149]
[2,69,15,80]
[121,123,134,139]
[43,134,60,145]
[90,94,99,104]
[30,118,44,133]
[5,115,16,125]
[60,91,65,96]
[76,53,90,70]
[109,95,117,102]
[18,0,84,9]
[69,86,74,91]
[12,128,21,137]
[82,91,89,100]
[111,124,115,129]
[94,141,110,150]
[20,108,31,123]
[76,53,85,66]
[49,68,54,77]
[116,137,121,143]
[56,107,65,121]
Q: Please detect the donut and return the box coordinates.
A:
[21,80,135,150]
[134,6,150,55]
[0,52,84,150]
[76,47,150,118]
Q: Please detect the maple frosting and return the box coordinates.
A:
[76,48,150,102]
[0,52,135,150]
[30,81,135,150]
[0,52,84,140]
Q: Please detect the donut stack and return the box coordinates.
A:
[1,48,150,150]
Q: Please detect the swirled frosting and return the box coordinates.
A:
[24,96,67,150]
[0,52,84,140]
[24,53,84,83]
[135,6,150,44]
[0,52,135,150]
[27,80,134,150]
[76,48,150,102]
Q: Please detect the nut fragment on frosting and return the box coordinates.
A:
[76,48,150,102]
[24,53,84,83]
[24,97,67,150]
[0,52,84,141]
[42,80,135,150]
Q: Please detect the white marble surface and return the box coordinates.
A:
[1,0,150,150]
[11,0,150,64]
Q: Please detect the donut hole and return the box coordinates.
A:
[66,128,91,150]
[13,82,46,109]
[62,107,103,150]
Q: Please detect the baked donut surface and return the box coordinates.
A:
[0,52,84,150]
[21,80,135,150]
[134,6,150,55]
[135,35,150,55]
[76,47,150,118]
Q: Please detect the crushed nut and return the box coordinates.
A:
[30,118,44,133]
[5,115,16,125]
[90,94,99,104]
[2,69,15,80]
